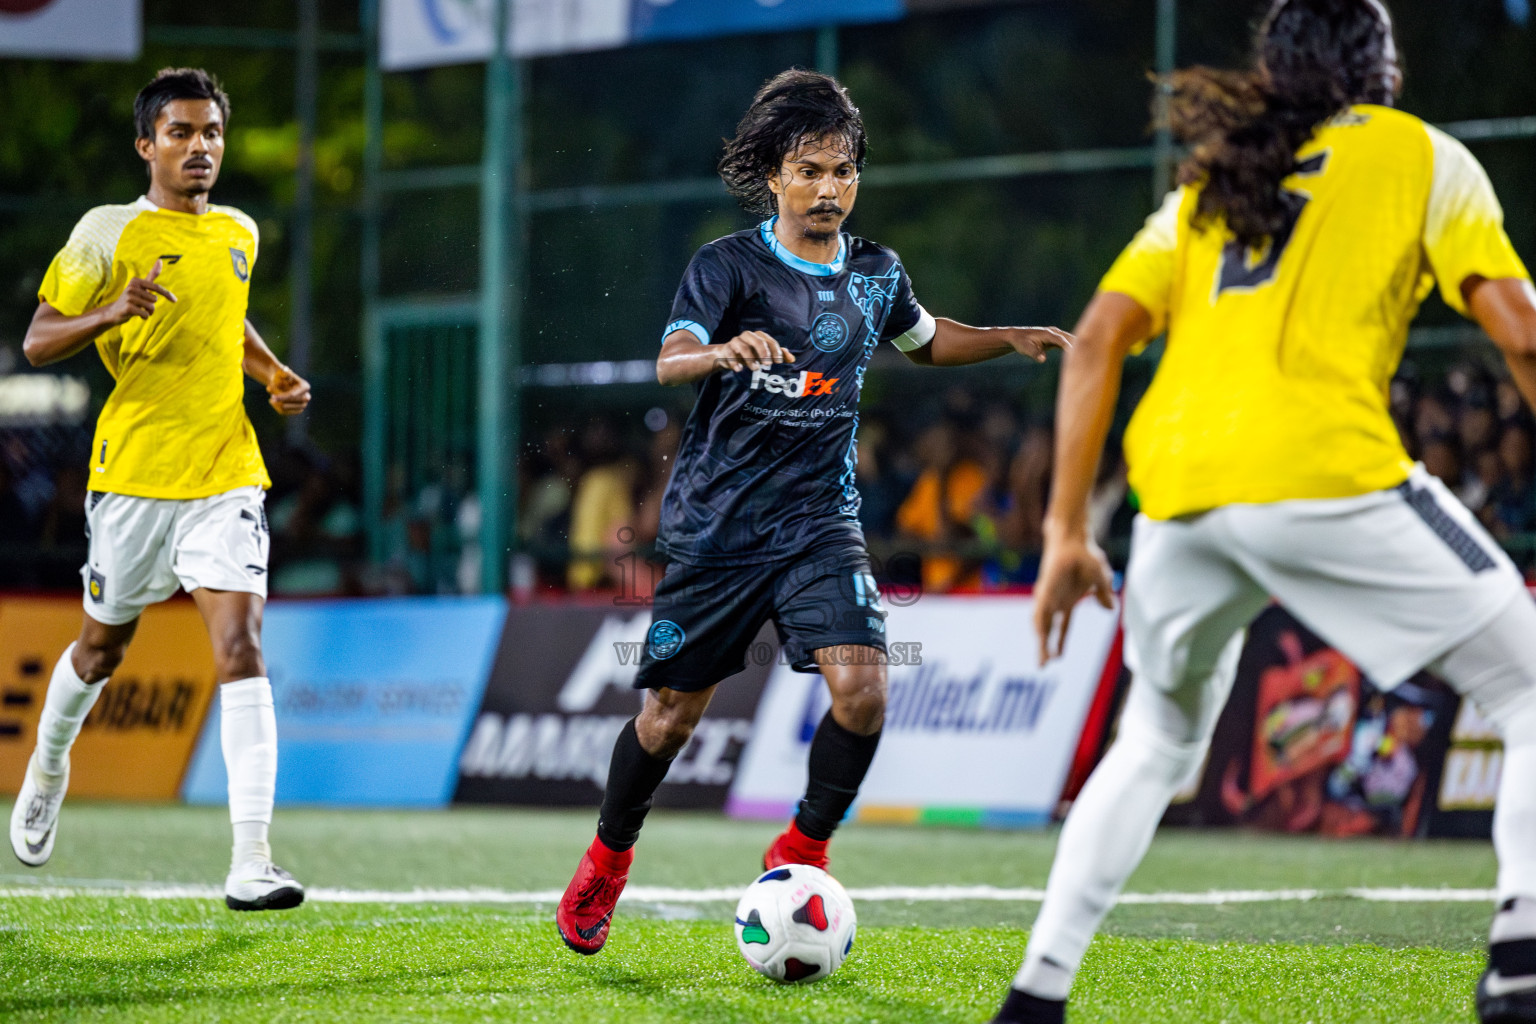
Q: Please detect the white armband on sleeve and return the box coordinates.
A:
[888,306,937,352]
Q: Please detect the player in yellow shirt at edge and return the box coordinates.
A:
[990,2,1536,1023]
[9,68,311,912]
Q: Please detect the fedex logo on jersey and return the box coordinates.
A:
[749,368,839,398]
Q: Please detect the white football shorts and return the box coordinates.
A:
[1123,463,1526,719]
[81,485,270,625]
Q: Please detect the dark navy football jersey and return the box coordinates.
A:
[656,217,931,566]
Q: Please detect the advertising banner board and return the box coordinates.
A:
[1164,605,1462,837]
[455,603,777,810]
[0,597,215,800]
[381,0,902,69]
[0,0,140,60]
[183,597,503,807]
[728,595,1120,827]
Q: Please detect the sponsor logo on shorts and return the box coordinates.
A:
[749,368,838,398]
[88,567,106,604]
[647,619,686,660]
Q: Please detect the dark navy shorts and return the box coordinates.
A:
[634,543,888,693]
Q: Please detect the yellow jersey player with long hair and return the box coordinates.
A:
[9,68,311,912]
[990,3,1536,1023]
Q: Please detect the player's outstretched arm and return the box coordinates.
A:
[242,319,311,416]
[656,328,795,386]
[1034,291,1146,665]
[22,259,177,367]
[1468,276,1536,412]
[900,319,1072,367]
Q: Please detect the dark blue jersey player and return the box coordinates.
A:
[654,224,926,563]
[557,69,1073,957]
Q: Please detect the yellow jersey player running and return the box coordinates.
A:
[9,68,311,912]
[990,2,1536,1023]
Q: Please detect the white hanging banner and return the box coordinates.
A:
[729,595,1122,826]
[381,0,630,70]
[0,0,141,61]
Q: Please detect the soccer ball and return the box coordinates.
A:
[733,863,857,983]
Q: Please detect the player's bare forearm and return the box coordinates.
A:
[22,302,115,367]
[656,329,795,386]
[243,319,312,415]
[903,318,1072,366]
[657,334,723,385]
[1467,276,1536,413]
[241,319,284,385]
[1044,291,1148,540]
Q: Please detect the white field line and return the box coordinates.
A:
[0,881,1499,905]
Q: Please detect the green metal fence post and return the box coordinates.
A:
[287,0,318,444]
[478,0,523,594]
[360,0,386,564]
[1152,0,1177,200]
[817,24,839,78]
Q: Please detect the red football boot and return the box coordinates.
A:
[762,819,830,871]
[556,836,633,955]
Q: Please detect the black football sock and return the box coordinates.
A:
[992,987,1066,1024]
[794,711,881,842]
[595,718,675,853]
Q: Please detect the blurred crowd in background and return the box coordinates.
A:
[5,355,1536,599]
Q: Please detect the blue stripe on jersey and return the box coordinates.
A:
[759,218,847,276]
[839,410,861,519]
[665,319,711,346]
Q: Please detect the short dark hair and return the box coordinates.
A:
[718,69,867,218]
[133,67,230,140]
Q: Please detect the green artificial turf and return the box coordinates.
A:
[0,805,1501,1022]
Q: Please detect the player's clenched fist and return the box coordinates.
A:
[713,330,797,373]
[107,258,178,324]
[266,366,312,416]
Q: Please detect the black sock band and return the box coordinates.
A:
[1492,938,1536,977]
[993,987,1066,1024]
[794,711,881,842]
[596,718,673,852]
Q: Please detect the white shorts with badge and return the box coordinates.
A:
[82,485,269,625]
[1121,465,1526,744]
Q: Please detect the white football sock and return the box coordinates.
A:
[1015,723,1203,997]
[1428,597,1536,907]
[1493,699,1536,907]
[35,643,104,782]
[1492,897,1536,946]
[220,677,276,866]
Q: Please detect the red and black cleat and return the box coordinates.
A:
[556,837,633,955]
[762,820,830,871]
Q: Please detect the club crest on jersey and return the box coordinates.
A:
[647,620,685,660]
[847,265,901,337]
[810,311,849,353]
[229,247,250,282]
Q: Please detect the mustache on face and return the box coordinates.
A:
[807,204,845,217]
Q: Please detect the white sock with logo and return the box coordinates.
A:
[220,677,276,867]
[35,643,104,783]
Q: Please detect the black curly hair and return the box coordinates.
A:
[1162,0,1399,248]
[718,69,867,218]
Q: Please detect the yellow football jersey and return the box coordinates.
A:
[39,197,269,499]
[1102,104,1530,520]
